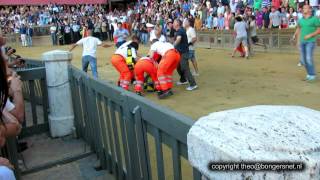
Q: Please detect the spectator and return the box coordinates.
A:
[0,53,20,180]
[232,15,249,58]
[261,0,271,9]
[174,19,198,91]
[272,0,281,10]
[288,7,298,28]
[108,21,114,41]
[93,18,102,40]
[280,7,289,29]
[218,13,225,30]
[293,5,320,81]
[230,0,238,14]
[69,30,111,79]
[213,14,219,29]
[255,9,264,29]
[316,6,320,17]
[184,19,199,76]
[140,23,148,45]
[71,21,81,43]
[101,19,108,41]
[165,19,175,43]
[217,3,225,16]
[26,24,33,47]
[229,13,236,29]
[50,22,58,45]
[262,7,271,28]
[206,13,213,29]
[20,24,27,47]
[114,22,129,48]
[194,15,203,30]
[269,6,281,29]
[224,7,232,30]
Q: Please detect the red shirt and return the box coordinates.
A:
[272,0,281,10]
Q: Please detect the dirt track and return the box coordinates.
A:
[15,44,320,120]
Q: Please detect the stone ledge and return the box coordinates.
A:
[187,105,320,180]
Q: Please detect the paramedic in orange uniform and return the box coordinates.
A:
[111,36,140,90]
[148,39,181,99]
[134,56,161,96]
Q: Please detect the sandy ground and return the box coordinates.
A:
[15,44,320,120]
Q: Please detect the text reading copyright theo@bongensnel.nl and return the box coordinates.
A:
[208,162,305,171]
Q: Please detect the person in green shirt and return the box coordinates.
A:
[293,5,320,81]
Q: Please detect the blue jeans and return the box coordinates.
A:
[141,33,148,45]
[300,42,316,76]
[27,36,32,46]
[51,33,57,45]
[82,55,98,79]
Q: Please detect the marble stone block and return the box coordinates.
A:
[188,105,320,180]
[42,50,74,137]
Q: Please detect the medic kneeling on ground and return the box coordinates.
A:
[133,53,162,96]
[148,39,181,99]
[111,35,140,90]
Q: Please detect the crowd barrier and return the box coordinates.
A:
[0,60,49,180]
[69,65,202,180]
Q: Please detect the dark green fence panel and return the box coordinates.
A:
[68,65,202,180]
[16,67,49,137]
[1,60,49,180]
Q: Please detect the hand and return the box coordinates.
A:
[0,157,14,169]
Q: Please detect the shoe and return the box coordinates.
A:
[157,91,162,96]
[192,72,200,76]
[136,92,143,96]
[158,89,173,99]
[297,63,302,67]
[186,85,198,91]
[176,81,188,85]
[306,75,316,82]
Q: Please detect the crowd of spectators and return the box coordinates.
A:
[0,35,25,180]
[0,0,319,46]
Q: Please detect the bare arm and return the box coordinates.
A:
[8,75,24,123]
[191,37,197,44]
[9,90,24,124]
[174,35,182,46]
[2,110,21,137]
[293,26,300,40]
[100,43,113,48]
[69,44,77,52]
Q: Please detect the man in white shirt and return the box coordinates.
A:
[69,30,111,79]
[184,19,199,76]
